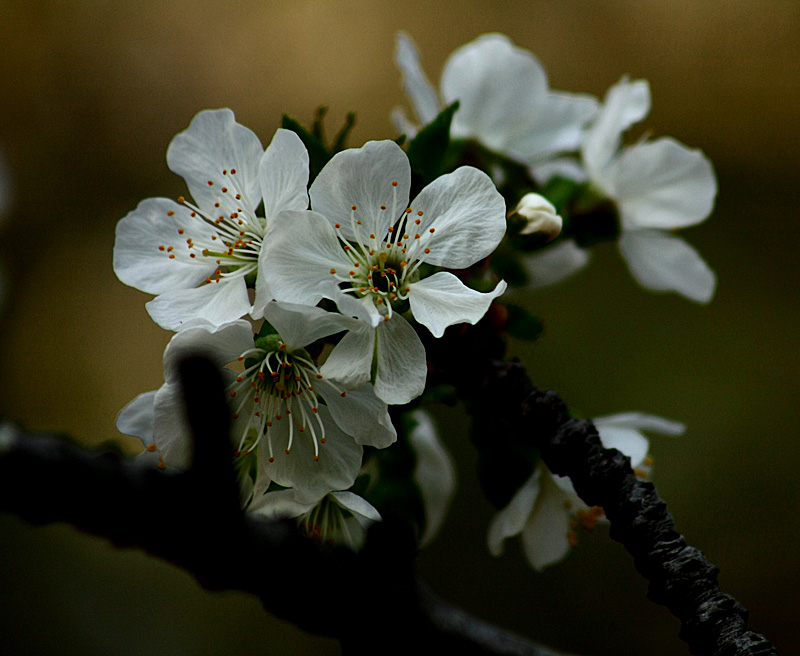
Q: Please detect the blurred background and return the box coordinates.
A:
[0,1,798,654]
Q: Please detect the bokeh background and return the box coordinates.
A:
[1,1,798,654]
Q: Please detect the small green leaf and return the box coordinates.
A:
[407,101,459,185]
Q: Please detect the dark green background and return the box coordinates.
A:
[1,1,798,654]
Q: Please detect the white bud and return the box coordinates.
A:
[512,193,562,241]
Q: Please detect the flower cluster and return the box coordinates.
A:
[114,32,709,563]
[114,107,503,546]
[395,33,717,302]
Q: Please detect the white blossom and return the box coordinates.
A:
[487,412,685,570]
[394,32,598,167]
[117,303,396,505]
[532,77,718,302]
[249,487,380,551]
[257,140,507,405]
[114,109,309,330]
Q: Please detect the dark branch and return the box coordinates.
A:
[426,320,777,656]
[0,356,570,656]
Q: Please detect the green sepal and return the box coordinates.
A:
[407,101,459,186]
[502,303,544,342]
[420,383,458,406]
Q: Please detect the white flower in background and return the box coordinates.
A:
[114,109,309,330]
[117,302,396,505]
[249,487,381,551]
[257,139,507,405]
[408,409,456,547]
[487,412,685,570]
[394,32,598,167]
[533,77,718,302]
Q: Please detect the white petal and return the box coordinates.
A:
[373,314,427,405]
[145,276,251,331]
[260,128,310,220]
[261,300,357,352]
[441,34,548,153]
[264,406,364,504]
[408,410,456,547]
[248,488,314,519]
[520,474,574,570]
[487,469,541,557]
[152,382,193,470]
[256,209,347,309]
[161,320,254,383]
[595,426,650,468]
[319,321,374,390]
[530,157,589,185]
[594,412,686,436]
[409,166,506,269]
[331,491,382,523]
[513,91,599,164]
[166,109,264,211]
[392,107,420,140]
[409,272,506,338]
[116,391,157,446]
[619,230,716,303]
[309,141,411,242]
[582,77,650,184]
[318,379,396,448]
[114,197,216,295]
[523,239,591,289]
[395,32,441,126]
[613,137,717,230]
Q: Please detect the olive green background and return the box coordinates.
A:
[1,1,798,654]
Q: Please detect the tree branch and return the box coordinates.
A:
[425,319,777,656]
[0,356,570,656]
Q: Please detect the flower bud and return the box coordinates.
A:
[512,193,562,241]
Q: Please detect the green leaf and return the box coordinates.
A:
[502,303,544,342]
[406,101,459,185]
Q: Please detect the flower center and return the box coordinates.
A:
[228,335,345,463]
[327,181,435,320]
[156,167,266,285]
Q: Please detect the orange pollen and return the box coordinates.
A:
[418,211,424,216]
[178,196,185,203]
[370,234,376,239]
[235,193,241,200]
[230,391,236,397]
[158,245,165,251]
[415,218,421,225]
[392,181,398,187]
[221,187,228,193]
[285,449,290,455]
[424,248,430,254]
[207,181,213,186]
[191,212,196,217]
[214,202,220,208]
[429,228,435,233]
[334,223,341,228]
[168,254,175,259]
[167,246,174,252]
[387,227,394,233]
[330,268,336,274]
[340,392,346,397]
[314,455,319,461]
[349,271,355,276]
[236,376,243,382]
[351,205,357,210]
[168,211,175,217]
[415,234,421,239]
[146,443,157,452]
[231,168,237,174]
[406,208,412,214]
[189,253,196,258]
[320,437,326,443]
[380,205,386,210]
[268,457,274,463]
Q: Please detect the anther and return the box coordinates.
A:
[330,268,336,274]
[351,205,357,210]
[424,248,430,254]
[392,181,398,187]
[146,443,157,452]
[168,211,175,217]
[208,181,214,186]
[380,205,386,210]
